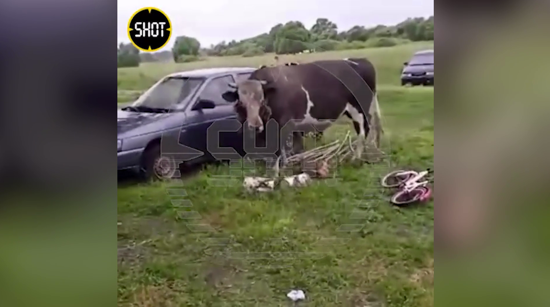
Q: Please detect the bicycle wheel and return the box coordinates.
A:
[381,170,417,188]
[390,186,431,206]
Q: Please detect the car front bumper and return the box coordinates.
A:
[401,75,434,85]
[117,148,143,171]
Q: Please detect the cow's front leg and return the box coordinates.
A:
[291,132,305,155]
[353,136,365,161]
[274,117,296,173]
[351,115,367,161]
[279,132,293,166]
[270,136,291,178]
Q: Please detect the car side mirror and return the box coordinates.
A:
[193,98,216,110]
[403,62,408,66]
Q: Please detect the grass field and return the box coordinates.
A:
[117,41,433,93]
[118,42,434,307]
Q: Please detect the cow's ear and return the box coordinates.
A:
[221,90,239,102]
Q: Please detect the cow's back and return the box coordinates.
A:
[345,58,377,93]
[250,59,377,123]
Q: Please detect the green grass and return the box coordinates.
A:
[118,45,434,307]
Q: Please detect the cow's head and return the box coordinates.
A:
[222,79,275,133]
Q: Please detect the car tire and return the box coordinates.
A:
[140,143,177,181]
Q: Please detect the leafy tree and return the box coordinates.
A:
[274,21,311,54]
[197,15,434,57]
[172,36,200,62]
[118,42,139,55]
[345,26,370,42]
[310,18,338,40]
[117,42,140,67]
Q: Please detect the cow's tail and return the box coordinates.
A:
[369,92,384,148]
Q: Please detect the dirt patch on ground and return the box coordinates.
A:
[124,285,177,307]
[409,258,434,287]
[348,290,386,307]
[117,240,150,266]
[118,216,178,240]
[203,258,244,291]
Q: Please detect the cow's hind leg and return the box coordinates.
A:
[345,104,367,160]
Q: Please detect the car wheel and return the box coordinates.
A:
[140,143,177,181]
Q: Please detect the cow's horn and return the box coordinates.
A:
[228,82,237,88]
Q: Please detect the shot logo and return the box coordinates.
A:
[127,7,172,52]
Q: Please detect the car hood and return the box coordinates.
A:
[403,64,434,74]
[117,109,185,138]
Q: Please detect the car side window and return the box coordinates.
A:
[200,75,235,105]
[236,73,251,82]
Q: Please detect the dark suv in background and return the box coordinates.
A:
[401,49,434,86]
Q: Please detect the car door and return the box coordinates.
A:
[181,74,243,163]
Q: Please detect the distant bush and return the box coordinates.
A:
[176,55,202,63]
[242,47,265,57]
[335,40,368,50]
[364,37,409,48]
[117,54,140,67]
[332,38,411,51]
[313,39,340,51]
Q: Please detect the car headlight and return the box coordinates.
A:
[117,139,122,152]
[426,71,434,75]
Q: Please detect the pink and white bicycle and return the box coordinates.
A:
[381,168,433,205]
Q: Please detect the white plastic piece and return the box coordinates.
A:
[243,176,275,192]
[287,289,306,301]
[283,173,311,187]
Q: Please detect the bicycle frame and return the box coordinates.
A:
[401,170,429,192]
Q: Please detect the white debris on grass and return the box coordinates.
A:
[243,173,312,192]
[287,289,306,302]
[243,176,274,192]
[282,172,311,187]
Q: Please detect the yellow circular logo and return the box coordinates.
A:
[127,7,172,52]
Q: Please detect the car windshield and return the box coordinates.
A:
[131,77,204,110]
[409,53,434,66]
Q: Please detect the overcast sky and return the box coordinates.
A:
[118,0,434,50]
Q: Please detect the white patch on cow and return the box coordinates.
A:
[295,86,333,132]
[345,103,365,137]
[345,103,366,159]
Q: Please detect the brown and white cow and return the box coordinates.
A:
[222,58,383,164]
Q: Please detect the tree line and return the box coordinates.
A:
[118,16,433,67]
[204,16,433,58]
